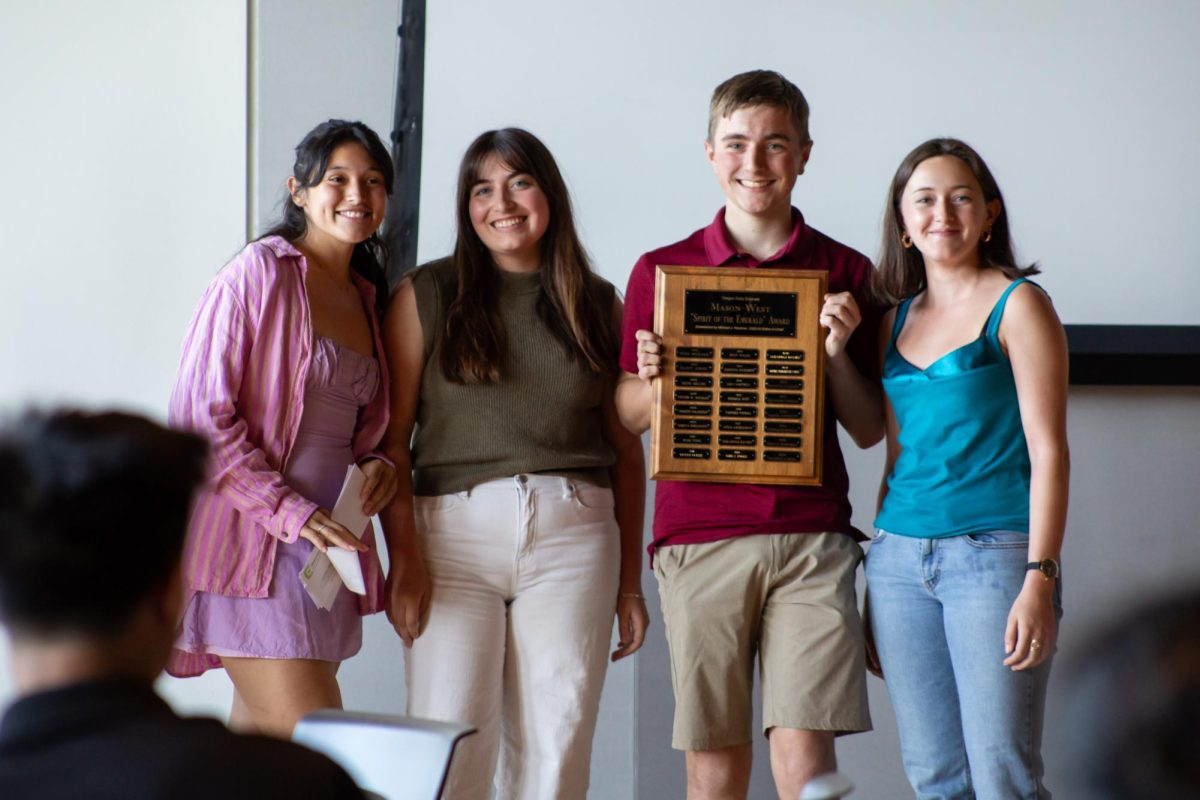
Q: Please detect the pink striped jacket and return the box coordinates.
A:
[167,236,389,676]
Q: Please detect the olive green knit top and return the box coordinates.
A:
[409,259,617,496]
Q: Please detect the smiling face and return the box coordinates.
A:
[899,155,1002,271]
[468,153,550,273]
[289,141,388,255]
[705,104,812,224]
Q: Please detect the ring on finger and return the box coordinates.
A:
[1030,639,1042,650]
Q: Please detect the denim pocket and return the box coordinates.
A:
[568,483,616,511]
[413,493,466,511]
[963,529,1029,549]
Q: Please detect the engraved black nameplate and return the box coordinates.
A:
[673,447,712,460]
[763,450,802,462]
[764,393,803,405]
[677,361,714,373]
[674,390,713,402]
[719,405,758,418]
[676,346,715,359]
[719,391,758,404]
[674,433,713,445]
[674,418,713,431]
[720,348,760,360]
[763,436,803,448]
[718,448,757,461]
[718,420,757,432]
[721,362,759,375]
[675,375,713,388]
[763,421,802,434]
[683,291,797,337]
[674,404,713,416]
[720,377,759,389]
[765,407,803,419]
[764,378,804,390]
[766,363,804,376]
[766,349,805,361]
[718,434,757,447]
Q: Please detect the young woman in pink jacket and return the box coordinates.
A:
[168,120,399,737]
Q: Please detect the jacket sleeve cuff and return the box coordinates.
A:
[274,494,319,543]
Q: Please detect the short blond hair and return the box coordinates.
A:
[708,70,810,144]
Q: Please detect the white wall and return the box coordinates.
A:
[0,0,248,713]
[3,2,1199,799]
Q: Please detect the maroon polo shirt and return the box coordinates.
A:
[620,207,880,557]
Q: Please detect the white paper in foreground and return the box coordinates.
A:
[299,464,371,609]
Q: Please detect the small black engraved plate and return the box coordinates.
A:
[718,448,757,461]
[676,346,715,359]
[684,291,797,337]
[719,420,757,432]
[764,378,804,390]
[766,363,804,376]
[763,435,803,448]
[677,361,714,373]
[720,377,759,389]
[674,390,713,402]
[674,433,713,445]
[718,434,757,447]
[766,349,805,361]
[719,391,758,404]
[720,348,760,360]
[765,407,803,419]
[764,450,802,462]
[673,447,712,460]
[675,375,713,388]
[719,405,758,418]
[764,421,802,434]
[721,362,759,375]
[674,418,713,431]
[764,393,803,405]
[674,404,713,416]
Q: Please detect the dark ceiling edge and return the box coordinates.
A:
[1066,325,1200,386]
[386,0,425,284]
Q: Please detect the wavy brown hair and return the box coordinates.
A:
[439,128,617,384]
[874,137,1039,305]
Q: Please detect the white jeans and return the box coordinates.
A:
[405,475,621,800]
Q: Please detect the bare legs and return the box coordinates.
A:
[223,657,342,738]
[685,730,836,800]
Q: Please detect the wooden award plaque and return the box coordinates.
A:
[649,265,827,486]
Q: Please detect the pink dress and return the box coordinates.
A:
[177,337,380,663]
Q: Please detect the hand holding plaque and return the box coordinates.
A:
[649,265,827,486]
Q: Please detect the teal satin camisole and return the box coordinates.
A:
[874,278,1034,538]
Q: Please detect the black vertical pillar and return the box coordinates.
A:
[386,0,426,284]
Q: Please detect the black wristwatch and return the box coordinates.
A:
[1025,558,1060,581]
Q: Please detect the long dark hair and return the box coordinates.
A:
[874,137,1038,305]
[440,128,617,384]
[262,119,394,315]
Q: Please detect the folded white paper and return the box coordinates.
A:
[299,464,372,609]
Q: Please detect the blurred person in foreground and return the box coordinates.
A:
[0,410,364,799]
[1062,588,1200,799]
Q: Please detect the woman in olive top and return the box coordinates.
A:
[867,138,1069,799]
[379,128,648,800]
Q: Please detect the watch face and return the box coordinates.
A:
[1040,559,1060,579]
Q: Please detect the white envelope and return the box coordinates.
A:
[299,464,371,608]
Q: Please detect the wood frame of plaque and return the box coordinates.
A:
[649,265,827,486]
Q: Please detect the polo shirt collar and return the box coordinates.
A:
[0,678,169,749]
[702,207,810,267]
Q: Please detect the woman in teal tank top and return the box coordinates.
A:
[865,139,1069,799]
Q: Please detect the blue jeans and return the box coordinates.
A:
[865,530,1061,799]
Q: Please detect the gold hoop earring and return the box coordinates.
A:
[900,231,913,249]
[982,229,993,243]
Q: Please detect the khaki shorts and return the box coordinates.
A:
[653,532,871,751]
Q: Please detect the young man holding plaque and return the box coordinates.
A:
[615,70,883,799]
